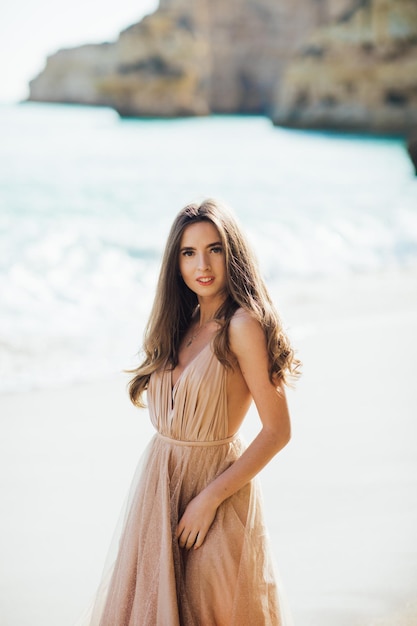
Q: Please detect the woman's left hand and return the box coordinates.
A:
[176,492,218,550]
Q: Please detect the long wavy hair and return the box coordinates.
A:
[128,199,300,407]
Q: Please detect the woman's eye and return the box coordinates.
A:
[210,247,223,254]
[182,250,194,257]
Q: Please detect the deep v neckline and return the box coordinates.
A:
[170,341,212,393]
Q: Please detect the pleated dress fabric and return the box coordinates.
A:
[76,343,292,626]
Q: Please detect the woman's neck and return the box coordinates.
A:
[196,297,225,326]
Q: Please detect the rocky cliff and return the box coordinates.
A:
[28,0,416,131]
[28,0,354,117]
[187,0,355,114]
[29,10,210,117]
[272,0,417,133]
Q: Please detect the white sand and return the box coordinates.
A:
[1,270,416,626]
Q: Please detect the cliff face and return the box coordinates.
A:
[192,0,356,113]
[96,11,210,117]
[28,0,354,117]
[272,0,417,132]
[29,9,210,116]
[28,43,119,107]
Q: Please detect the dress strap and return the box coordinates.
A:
[156,432,239,447]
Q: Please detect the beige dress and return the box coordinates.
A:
[77,343,292,626]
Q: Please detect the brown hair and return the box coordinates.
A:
[128,198,300,407]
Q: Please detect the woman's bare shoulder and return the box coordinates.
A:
[229,307,257,326]
[229,308,265,354]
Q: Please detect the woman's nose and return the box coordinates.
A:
[197,253,210,271]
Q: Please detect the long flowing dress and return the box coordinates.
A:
[76,342,292,626]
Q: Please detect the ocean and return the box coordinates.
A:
[1,102,416,393]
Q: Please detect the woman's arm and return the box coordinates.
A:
[177,310,291,550]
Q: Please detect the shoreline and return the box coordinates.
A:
[9,102,414,145]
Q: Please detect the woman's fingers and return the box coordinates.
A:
[178,527,199,549]
[185,531,198,550]
[177,521,208,549]
[193,531,205,550]
[176,494,218,549]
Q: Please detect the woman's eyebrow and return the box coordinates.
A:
[180,241,222,251]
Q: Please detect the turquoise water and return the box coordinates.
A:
[1,102,416,392]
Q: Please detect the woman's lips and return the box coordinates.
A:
[196,276,215,286]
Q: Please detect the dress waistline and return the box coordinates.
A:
[156,432,238,447]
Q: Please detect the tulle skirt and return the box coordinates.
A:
[75,433,293,626]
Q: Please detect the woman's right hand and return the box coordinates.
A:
[176,491,219,550]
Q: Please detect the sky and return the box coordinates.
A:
[0,0,159,102]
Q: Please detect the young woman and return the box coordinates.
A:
[79,199,300,626]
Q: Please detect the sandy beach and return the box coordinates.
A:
[1,269,417,626]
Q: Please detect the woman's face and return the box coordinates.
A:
[178,221,227,302]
